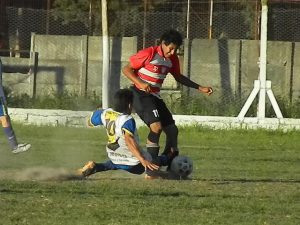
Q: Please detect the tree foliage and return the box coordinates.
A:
[52,0,169,36]
[238,0,260,39]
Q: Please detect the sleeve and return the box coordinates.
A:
[129,47,153,70]
[169,55,181,76]
[89,109,104,126]
[121,118,136,136]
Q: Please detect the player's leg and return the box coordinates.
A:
[155,98,179,166]
[130,87,162,165]
[79,160,145,177]
[123,163,145,175]
[95,162,145,175]
[147,122,162,164]
[0,116,17,150]
[162,124,179,165]
[0,101,18,150]
[78,160,119,177]
[0,97,31,153]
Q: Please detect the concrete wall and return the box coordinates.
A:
[1,56,34,97]
[86,36,137,97]
[1,35,300,103]
[293,42,300,101]
[31,35,83,96]
[185,39,297,101]
[29,34,137,97]
[185,39,241,100]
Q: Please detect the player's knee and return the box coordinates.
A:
[148,122,162,143]
[149,122,162,134]
[148,130,160,144]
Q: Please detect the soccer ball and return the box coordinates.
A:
[170,155,193,178]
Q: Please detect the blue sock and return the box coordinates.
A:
[3,126,18,150]
[159,155,170,166]
[95,161,117,172]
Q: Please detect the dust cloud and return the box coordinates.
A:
[0,167,84,181]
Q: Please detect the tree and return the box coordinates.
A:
[53,0,169,37]
[239,0,260,39]
[53,0,101,35]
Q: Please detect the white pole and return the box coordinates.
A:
[186,0,190,39]
[237,0,283,120]
[237,80,260,120]
[209,0,213,39]
[257,0,268,118]
[266,81,283,118]
[101,0,110,108]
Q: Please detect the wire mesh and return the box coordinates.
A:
[0,0,299,118]
[1,1,299,50]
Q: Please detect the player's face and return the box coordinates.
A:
[161,41,178,58]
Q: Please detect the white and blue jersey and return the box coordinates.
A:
[89,108,143,166]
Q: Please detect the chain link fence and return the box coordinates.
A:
[0,0,299,118]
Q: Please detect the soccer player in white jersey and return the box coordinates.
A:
[78,89,172,178]
[122,29,213,172]
[0,58,31,153]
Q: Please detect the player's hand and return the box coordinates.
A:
[141,159,159,171]
[199,86,213,96]
[139,82,151,93]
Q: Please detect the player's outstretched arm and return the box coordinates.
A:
[174,74,213,96]
[124,132,159,171]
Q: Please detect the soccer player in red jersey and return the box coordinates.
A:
[122,29,213,172]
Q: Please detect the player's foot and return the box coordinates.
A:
[144,174,159,179]
[144,169,170,180]
[12,143,31,154]
[162,147,179,168]
[78,161,96,177]
[145,167,161,180]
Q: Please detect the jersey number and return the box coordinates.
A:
[152,109,159,118]
[106,120,116,136]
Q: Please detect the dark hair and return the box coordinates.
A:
[113,88,133,114]
[160,29,183,46]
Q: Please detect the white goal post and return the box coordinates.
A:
[237,0,283,121]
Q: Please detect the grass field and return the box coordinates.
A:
[0,124,299,225]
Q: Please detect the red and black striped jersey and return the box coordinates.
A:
[129,46,181,96]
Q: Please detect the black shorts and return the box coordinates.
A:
[130,86,175,127]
